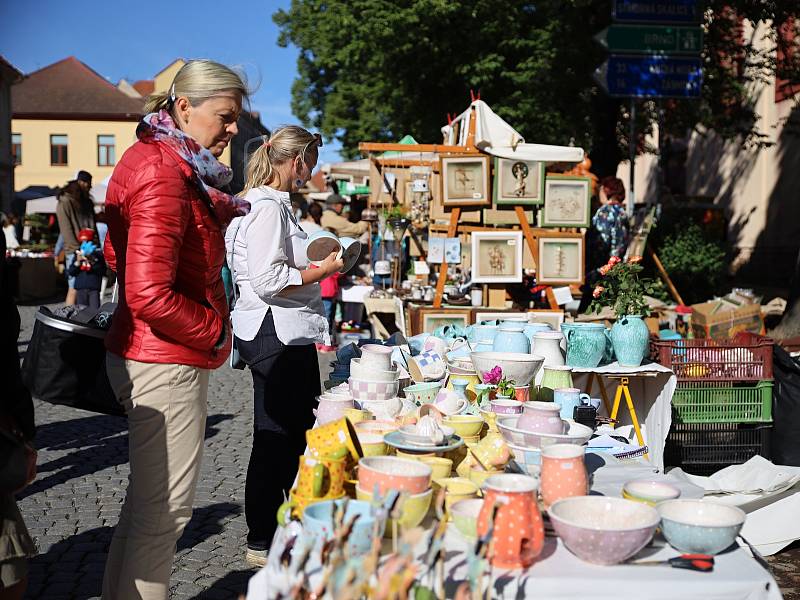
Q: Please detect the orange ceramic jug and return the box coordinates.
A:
[476,474,544,569]
[540,443,588,509]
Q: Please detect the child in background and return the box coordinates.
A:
[318,270,341,351]
[67,228,105,309]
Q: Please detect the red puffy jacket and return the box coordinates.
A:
[103,138,230,369]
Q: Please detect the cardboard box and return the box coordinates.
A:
[690,301,764,339]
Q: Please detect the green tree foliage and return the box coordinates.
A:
[658,221,727,305]
[274,1,800,167]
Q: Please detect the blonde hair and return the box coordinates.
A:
[143,59,250,114]
[242,125,320,193]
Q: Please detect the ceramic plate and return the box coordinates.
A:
[384,430,464,454]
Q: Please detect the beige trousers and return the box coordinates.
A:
[102,354,209,600]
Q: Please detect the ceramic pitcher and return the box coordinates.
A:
[532,332,565,385]
[563,322,607,368]
[540,444,588,509]
[516,401,566,435]
[523,322,551,348]
[493,321,530,354]
[609,315,650,367]
[538,365,573,402]
[477,474,544,569]
[553,388,590,420]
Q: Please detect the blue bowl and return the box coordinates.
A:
[303,499,385,556]
[657,499,745,555]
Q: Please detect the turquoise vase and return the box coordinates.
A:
[564,323,607,368]
[609,315,650,367]
[492,322,530,354]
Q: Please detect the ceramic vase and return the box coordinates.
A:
[450,378,470,403]
[532,332,565,386]
[538,365,573,402]
[563,323,607,368]
[469,325,498,345]
[493,322,530,354]
[473,384,495,407]
[609,315,650,367]
[540,444,588,509]
[523,323,551,348]
[516,401,566,435]
[477,474,544,569]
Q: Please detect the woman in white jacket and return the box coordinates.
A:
[225,126,342,566]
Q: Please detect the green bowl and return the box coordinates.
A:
[450,498,483,540]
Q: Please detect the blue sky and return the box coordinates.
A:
[0,0,342,165]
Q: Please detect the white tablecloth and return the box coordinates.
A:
[572,361,676,472]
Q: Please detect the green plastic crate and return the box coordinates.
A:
[672,380,773,424]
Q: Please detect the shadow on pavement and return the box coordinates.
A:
[188,569,255,600]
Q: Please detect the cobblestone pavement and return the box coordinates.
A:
[13,302,800,599]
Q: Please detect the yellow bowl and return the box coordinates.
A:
[433,477,480,519]
[443,415,485,438]
[356,486,433,532]
[396,449,436,459]
[357,433,388,457]
[469,465,504,488]
[416,456,453,480]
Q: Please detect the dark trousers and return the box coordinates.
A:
[234,311,319,548]
[76,288,100,309]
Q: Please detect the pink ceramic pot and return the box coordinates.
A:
[516,401,566,435]
[357,456,432,496]
[314,395,354,425]
[490,399,524,415]
[540,444,588,509]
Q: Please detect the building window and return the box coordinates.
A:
[50,134,68,166]
[97,134,115,166]
[11,134,21,165]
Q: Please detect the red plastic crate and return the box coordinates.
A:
[651,332,773,382]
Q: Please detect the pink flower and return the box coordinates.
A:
[593,286,605,298]
[608,256,622,266]
[628,255,643,264]
[599,264,611,276]
[483,366,502,385]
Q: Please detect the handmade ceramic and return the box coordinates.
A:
[404,382,443,405]
[538,365,574,402]
[383,431,464,455]
[490,399,524,415]
[450,378,470,402]
[349,358,400,382]
[472,339,495,353]
[303,499,385,556]
[360,397,402,420]
[408,352,446,383]
[305,230,342,265]
[356,487,433,532]
[407,333,431,355]
[540,444,588,508]
[296,455,346,499]
[468,325,498,345]
[338,236,362,273]
[553,388,590,420]
[306,417,363,463]
[398,421,455,446]
[657,500,746,555]
[473,383,495,407]
[514,385,530,402]
[468,465,504,488]
[506,443,542,477]
[432,390,468,416]
[433,477,481,520]
[469,434,511,470]
[493,322,530,354]
[532,332,565,367]
[360,344,394,370]
[314,395,355,425]
[422,335,448,357]
[415,456,453,480]
[548,496,660,565]
[348,377,400,402]
[357,456,432,496]
[354,420,399,436]
[497,416,594,449]
[563,322,607,368]
[279,487,346,525]
[344,408,372,424]
[477,474,544,569]
[450,498,483,540]
[523,322,552,347]
[356,433,388,457]
[443,415,484,438]
[470,352,544,388]
[446,338,472,361]
[517,401,566,435]
[609,315,650,367]
[622,479,681,506]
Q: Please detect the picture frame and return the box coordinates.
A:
[537,232,585,285]
[542,175,592,228]
[494,158,546,205]
[471,231,524,284]
[440,155,491,207]
[527,309,566,331]
[420,310,472,335]
[474,311,528,325]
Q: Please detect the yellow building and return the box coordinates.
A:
[11,56,144,190]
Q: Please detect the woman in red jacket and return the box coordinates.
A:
[101,60,250,600]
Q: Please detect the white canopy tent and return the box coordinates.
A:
[24,175,110,214]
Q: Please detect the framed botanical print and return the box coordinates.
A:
[420,310,472,335]
[440,155,491,207]
[474,311,528,325]
[494,158,545,205]
[471,231,524,283]
[527,309,565,330]
[537,232,585,285]
[542,175,592,228]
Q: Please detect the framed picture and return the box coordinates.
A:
[527,309,565,331]
[420,310,471,334]
[474,311,528,324]
[494,158,545,205]
[440,155,491,207]
[471,231,524,283]
[537,232,585,285]
[542,176,592,228]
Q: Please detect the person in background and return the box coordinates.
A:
[320,193,369,238]
[1,215,19,250]
[301,201,338,349]
[299,200,322,235]
[226,126,337,567]
[55,170,95,306]
[66,229,105,310]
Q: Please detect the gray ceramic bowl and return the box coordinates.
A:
[657,499,745,555]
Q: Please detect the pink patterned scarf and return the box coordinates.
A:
[137,110,250,224]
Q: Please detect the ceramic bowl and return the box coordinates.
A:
[314,396,355,425]
[443,415,484,438]
[468,465,504,488]
[657,500,746,555]
[360,397,403,421]
[623,479,681,506]
[548,496,660,565]
[434,477,481,519]
[490,399,524,415]
[404,382,443,405]
[357,456,432,496]
[355,420,399,436]
[356,487,433,532]
[470,352,545,387]
[338,237,362,273]
[496,416,593,448]
[360,344,394,371]
[350,358,399,382]
[506,442,542,477]
[349,377,400,402]
[415,456,453,480]
[357,433,388,457]
[303,499,385,556]
[305,230,342,265]
[398,424,455,446]
[450,498,483,540]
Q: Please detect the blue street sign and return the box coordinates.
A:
[613,0,701,24]
[596,55,702,98]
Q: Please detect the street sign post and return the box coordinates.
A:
[612,0,701,24]
[595,24,703,55]
[596,55,702,98]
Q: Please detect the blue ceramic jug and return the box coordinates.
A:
[523,322,551,347]
[608,315,650,367]
[469,325,499,344]
[564,323,607,368]
[492,322,530,354]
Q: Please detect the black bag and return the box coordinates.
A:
[771,344,800,466]
[21,306,124,417]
